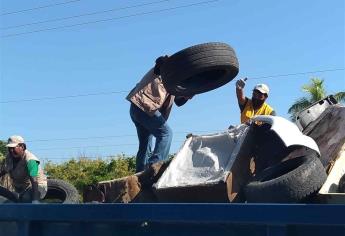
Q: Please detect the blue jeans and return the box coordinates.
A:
[130,103,173,173]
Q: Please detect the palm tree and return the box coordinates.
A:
[288,78,345,121]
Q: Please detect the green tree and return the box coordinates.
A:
[288,78,345,121]
[0,141,12,189]
[0,140,7,160]
[44,155,136,194]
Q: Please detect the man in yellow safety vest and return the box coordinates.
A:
[235,78,275,124]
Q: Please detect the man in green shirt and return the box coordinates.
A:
[0,135,47,203]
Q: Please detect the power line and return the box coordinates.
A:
[1,0,82,16]
[34,140,187,151]
[1,0,219,38]
[248,68,345,80]
[28,134,137,142]
[1,67,343,104]
[41,155,132,160]
[0,90,129,103]
[36,143,138,151]
[26,130,222,143]
[1,0,171,30]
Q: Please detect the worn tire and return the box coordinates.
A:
[160,42,239,96]
[0,186,18,203]
[43,179,79,203]
[245,154,327,203]
[339,174,345,193]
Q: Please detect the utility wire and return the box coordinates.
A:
[1,67,343,104]
[1,0,219,38]
[42,155,133,160]
[26,130,222,143]
[1,90,129,103]
[1,0,171,30]
[1,0,82,16]
[27,134,138,142]
[41,154,154,160]
[248,68,345,80]
[36,143,138,151]
[34,140,186,151]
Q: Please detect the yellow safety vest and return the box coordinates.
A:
[240,99,273,124]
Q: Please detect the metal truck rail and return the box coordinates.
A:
[0,203,344,236]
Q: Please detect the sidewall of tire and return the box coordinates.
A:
[0,186,18,203]
[44,179,79,203]
[245,154,327,203]
[161,42,239,96]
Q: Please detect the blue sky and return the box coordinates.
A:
[1,0,344,164]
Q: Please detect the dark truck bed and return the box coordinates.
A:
[0,203,344,236]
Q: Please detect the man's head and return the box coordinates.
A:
[252,84,269,108]
[6,135,26,159]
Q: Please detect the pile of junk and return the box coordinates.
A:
[84,96,345,204]
[83,42,345,204]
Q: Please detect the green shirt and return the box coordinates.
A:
[27,160,39,177]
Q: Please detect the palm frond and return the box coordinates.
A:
[288,97,312,121]
[302,78,326,102]
[333,92,345,104]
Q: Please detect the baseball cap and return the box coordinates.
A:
[6,135,25,148]
[254,84,269,95]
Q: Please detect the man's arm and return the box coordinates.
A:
[27,160,40,202]
[236,78,247,106]
[29,176,40,202]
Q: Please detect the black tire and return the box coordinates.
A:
[42,179,79,203]
[245,154,327,203]
[0,186,18,203]
[339,174,345,193]
[160,42,239,96]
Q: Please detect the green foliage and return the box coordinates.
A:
[0,141,11,189]
[301,78,326,102]
[0,140,7,160]
[333,92,345,103]
[0,136,175,199]
[288,97,312,122]
[288,78,345,121]
[0,139,138,197]
[44,155,136,194]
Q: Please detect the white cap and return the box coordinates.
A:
[6,135,25,147]
[254,84,269,95]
